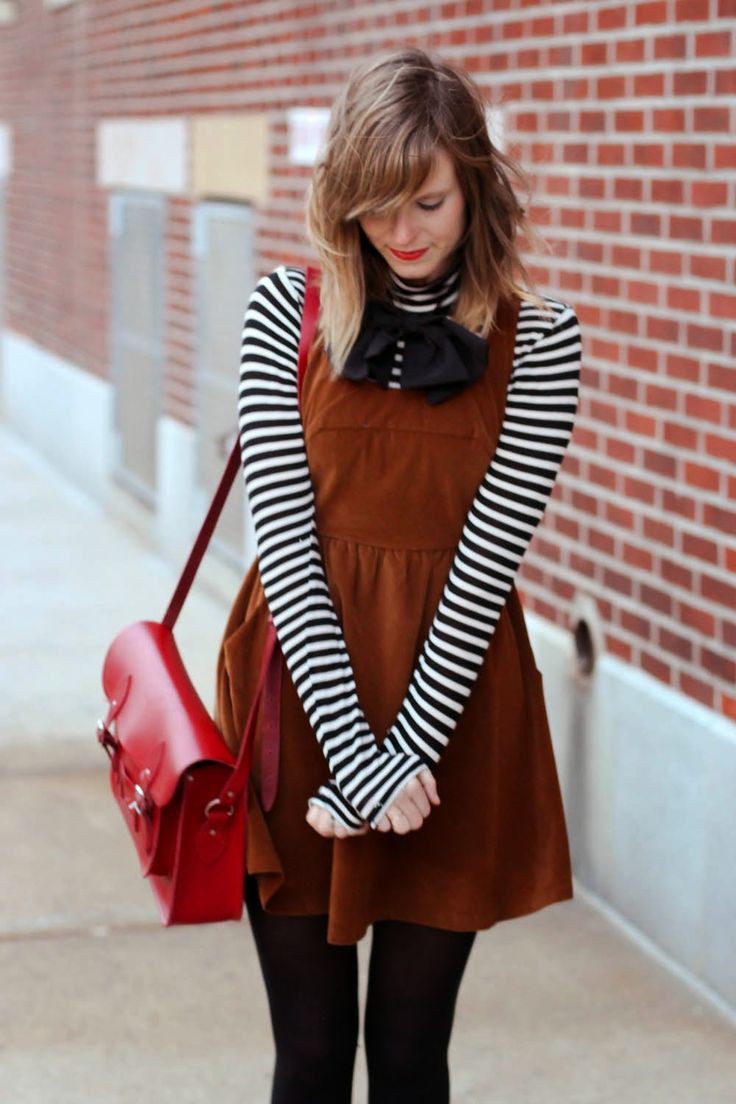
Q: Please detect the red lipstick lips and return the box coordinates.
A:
[390,247,428,261]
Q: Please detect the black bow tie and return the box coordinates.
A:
[340,299,488,405]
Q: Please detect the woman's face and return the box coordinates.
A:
[358,147,467,286]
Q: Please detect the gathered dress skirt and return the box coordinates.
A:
[214,295,574,945]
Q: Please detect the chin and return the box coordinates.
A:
[400,254,451,278]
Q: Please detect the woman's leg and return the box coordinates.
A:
[364,916,477,1104]
[243,873,359,1104]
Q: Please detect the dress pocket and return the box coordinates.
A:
[525,663,554,746]
[222,591,269,694]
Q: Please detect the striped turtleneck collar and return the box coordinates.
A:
[386,252,461,315]
[341,250,485,402]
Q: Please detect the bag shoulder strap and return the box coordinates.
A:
[298,263,321,401]
[217,264,322,801]
[162,264,322,629]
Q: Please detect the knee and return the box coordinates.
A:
[279,1022,357,1070]
[275,1017,358,1097]
[364,1018,441,1083]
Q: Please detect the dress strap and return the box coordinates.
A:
[487,294,522,401]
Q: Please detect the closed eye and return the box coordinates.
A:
[418,200,443,211]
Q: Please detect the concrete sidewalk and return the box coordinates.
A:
[1,422,734,1103]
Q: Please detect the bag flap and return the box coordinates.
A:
[101,620,235,806]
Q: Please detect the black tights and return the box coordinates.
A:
[244,873,476,1104]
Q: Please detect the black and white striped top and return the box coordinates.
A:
[237,259,582,831]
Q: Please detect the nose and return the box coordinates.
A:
[389,207,421,247]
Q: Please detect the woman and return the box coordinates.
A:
[215,45,582,1104]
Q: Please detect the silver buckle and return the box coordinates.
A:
[127,783,150,818]
[204,796,235,818]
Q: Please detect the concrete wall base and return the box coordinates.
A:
[528,610,736,1014]
[1,330,112,502]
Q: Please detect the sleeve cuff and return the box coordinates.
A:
[307,781,366,831]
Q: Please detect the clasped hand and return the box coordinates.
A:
[305,767,440,838]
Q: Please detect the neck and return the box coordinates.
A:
[386,251,461,314]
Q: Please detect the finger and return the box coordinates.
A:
[403,776,431,817]
[306,807,335,837]
[317,809,335,836]
[320,814,336,837]
[387,805,413,835]
[392,778,431,827]
[334,821,367,837]
[324,813,369,837]
[394,795,424,830]
[419,768,441,804]
[305,806,319,830]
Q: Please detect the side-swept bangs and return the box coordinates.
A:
[342,131,440,223]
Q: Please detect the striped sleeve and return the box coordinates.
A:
[237,264,427,831]
[311,297,582,825]
[374,300,581,766]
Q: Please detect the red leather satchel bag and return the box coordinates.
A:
[96,265,321,925]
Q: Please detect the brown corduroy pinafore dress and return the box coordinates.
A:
[214,293,574,946]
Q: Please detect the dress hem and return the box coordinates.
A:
[244,871,575,946]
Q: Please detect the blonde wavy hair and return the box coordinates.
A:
[305,45,555,378]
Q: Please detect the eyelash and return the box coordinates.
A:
[365,199,443,219]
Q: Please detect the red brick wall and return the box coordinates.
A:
[0,0,734,717]
[0,1,109,375]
